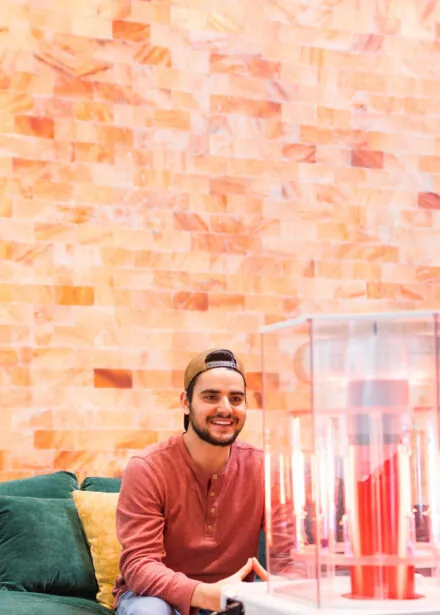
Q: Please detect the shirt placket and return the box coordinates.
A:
[205,472,220,537]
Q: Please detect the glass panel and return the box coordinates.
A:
[262,319,317,605]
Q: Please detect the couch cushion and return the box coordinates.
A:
[0,495,98,599]
[0,471,78,498]
[80,477,121,493]
[0,590,113,615]
[72,491,121,610]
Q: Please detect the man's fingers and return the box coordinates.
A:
[252,557,268,581]
[237,558,253,579]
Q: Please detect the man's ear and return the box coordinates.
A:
[180,391,190,414]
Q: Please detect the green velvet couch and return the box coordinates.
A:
[0,471,120,615]
[0,471,267,615]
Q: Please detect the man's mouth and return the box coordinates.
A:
[209,418,235,427]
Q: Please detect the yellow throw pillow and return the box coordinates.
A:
[72,490,121,610]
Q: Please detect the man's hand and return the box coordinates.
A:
[191,558,268,611]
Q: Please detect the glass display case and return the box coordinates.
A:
[259,311,440,611]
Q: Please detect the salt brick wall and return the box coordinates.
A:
[1,0,440,481]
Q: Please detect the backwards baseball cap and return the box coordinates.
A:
[184,348,245,391]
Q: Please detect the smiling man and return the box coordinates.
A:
[113,349,266,615]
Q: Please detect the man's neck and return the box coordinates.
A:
[183,429,231,475]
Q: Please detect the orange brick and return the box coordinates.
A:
[136,44,171,66]
[15,115,54,139]
[133,370,172,388]
[55,286,94,306]
[54,450,94,470]
[153,110,190,131]
[74,101,114,122]
[173,213,208,232]
[192,233,260,254]
[282,143,316,162]
[132,290,172,310]
[210,96,281,119]
[73,143,115,164]
[300,125,334,145]
[94,368,133,389]
[419,156,440,173]
[351,150,384,169]
[75,430,156,451]
[209,293,246,309]
[173,292,209,311]
[34,430,75,450]
[112,20,150,41]
[97,125,134,147]
[0,91,34,113]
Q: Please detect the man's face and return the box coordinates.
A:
[185,368,246,447]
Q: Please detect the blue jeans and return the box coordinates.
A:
[117,590,212,615]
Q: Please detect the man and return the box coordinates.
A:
[113,348,266,615]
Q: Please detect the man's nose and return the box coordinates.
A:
[218,396,232,412]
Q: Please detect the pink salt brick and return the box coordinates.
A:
[73,143,115,164]
[210,177,248,195]
[131,290,172,310]
[418,192,440,210]
[282,143,316,162]
[173,292,209,311]
[34,182,73,202]
[210,216,245,234]
[416,267,440,281]
[94,83,135,105]
[134,370,172,389]
[209,293,245,309]
[353,34,384,52]
[419,156,440,173]
[300,125,334,145]
[34,430,75,450]
[55,286,94,306]
[210,95,281,119]
[191,233,259,254]
[74,101,114,122]
[94,369,133,389]
[54,79,94,100]
[210,54,281,79]
[153,110,191,131]
[97,125,134,147]
[112,20,150,41]
[173,213,208,231]
[0,92,34,114]
[351,149,384,169]
[15,116,54,139]
[136,44,171,66]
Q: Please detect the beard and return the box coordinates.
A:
[188,404,244,447]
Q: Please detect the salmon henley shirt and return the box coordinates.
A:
[113,434,265,615]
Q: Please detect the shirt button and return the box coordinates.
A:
[213,474,218,480]
[210,492,215,497]
[210,507,215,513]
[207,524,213,530]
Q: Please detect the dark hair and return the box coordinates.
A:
[183,378,196,431]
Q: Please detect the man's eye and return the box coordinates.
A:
[231,397,244,404]
[205,395,218,401]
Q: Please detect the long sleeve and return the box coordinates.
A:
[116,456,200,615]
